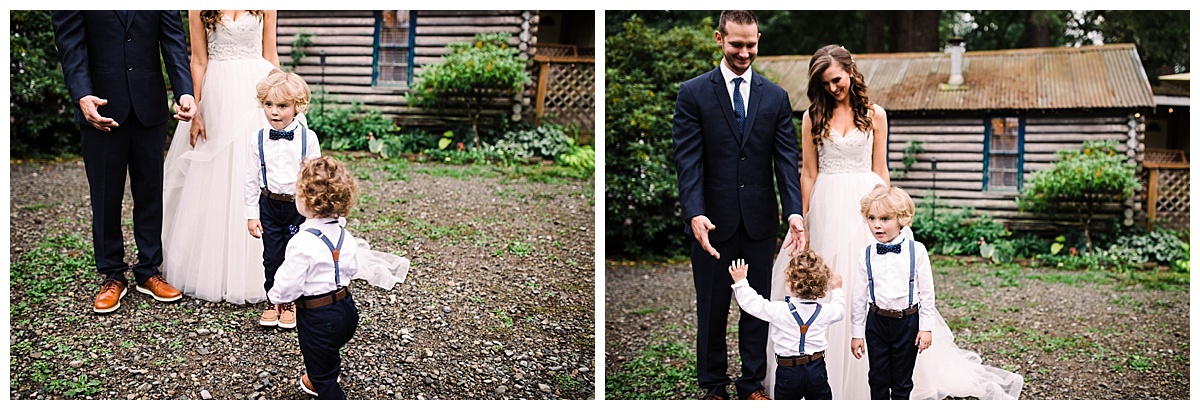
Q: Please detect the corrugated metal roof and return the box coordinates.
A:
[755,44,1156,113]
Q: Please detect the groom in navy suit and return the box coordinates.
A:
[672,10,806,400]
[53,11,195,313]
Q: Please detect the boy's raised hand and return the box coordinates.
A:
[829,270,843,289]
[728,259,748,283]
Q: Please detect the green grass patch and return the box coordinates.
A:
[554,373,581,390]
[413,164,501,180]
[506,240,533,256]
[606,342,698,399]
[1026,270,1113,287]
[10,234,94,305]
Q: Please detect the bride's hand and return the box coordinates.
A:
[189,114,206,147]
[784,215,807,251]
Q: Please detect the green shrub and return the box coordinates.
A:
[605,15,720,258]
[308,101,399,152]
[911,199,1008,256]
[408,32,530,150]
[1017,140,1141,253]
[556,143,595,172]
[494,123,574,159]
[1111,228,1188,266]
[10,11,80,158]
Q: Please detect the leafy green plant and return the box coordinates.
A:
[408,32,531,149]
[1111,228,1188,266]
[606,342,698,399]
[309,101,400,151]
[288,31,314,70]
[891,140,925,179]
[61,374,101,398]
[10,11,82,158]
[911,199,1008,256]
[1017,140,1141,253]
[493,123,575,159]
[606,15,721,258]
[556,143,595,172]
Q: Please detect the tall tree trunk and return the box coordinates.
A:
[892,11,914,52]
[1021,10,1053,48]
[912,10,942,52]
[865,10,886,53]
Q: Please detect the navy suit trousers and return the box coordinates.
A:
[865,311,920,399]
[259,195,305,296]
[297,294,359,399]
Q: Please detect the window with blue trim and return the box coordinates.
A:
[984,117,1023,191]
[374,11,415,87]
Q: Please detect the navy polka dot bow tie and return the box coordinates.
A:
[269,129,294,141]
[876,243,902,254]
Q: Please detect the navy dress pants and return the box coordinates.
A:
[773,357,833,400]
[865,311,920,399]
[259,195,305,296]
[297,294,359,399]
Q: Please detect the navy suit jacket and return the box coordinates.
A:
[673,67,803,243]
[53,11,193,127]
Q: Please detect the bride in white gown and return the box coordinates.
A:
[162,11,409,304]
[162,10,278,304]
[765,45,1023,399]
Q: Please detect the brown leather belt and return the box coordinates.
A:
[869,303,919,319]
[777,351,824,367]
[261,188,294,202]
[296,287,349,310]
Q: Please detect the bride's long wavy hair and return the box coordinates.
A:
[199,11,264,34]
[806,44,872,148]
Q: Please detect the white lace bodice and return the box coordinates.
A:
[818,127,875,174]
[206,14,263,61]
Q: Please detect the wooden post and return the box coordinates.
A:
[535,60,550,126]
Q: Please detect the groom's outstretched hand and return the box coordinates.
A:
[784,215,807,252]
[690,215,719,259]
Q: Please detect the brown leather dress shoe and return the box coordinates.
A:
[746,389,771,400]
[135,274,182,302]
[94,280,127,313]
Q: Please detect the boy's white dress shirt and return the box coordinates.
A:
[732,279,845,356]
[244,118,322,219]
[850,236,937,339]
[267,217,359,304]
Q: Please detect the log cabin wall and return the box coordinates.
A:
[885,112,1145,232]
[275,10,533,130]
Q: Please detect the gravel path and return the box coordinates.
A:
[605,258,1190,399]
[9,157,595,400]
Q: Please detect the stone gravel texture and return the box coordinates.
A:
[9,157,596,400]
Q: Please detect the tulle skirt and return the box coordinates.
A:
[162,57,275,304]
[766,171,1023,399]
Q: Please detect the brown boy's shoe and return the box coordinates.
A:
[259,304,279,327]
[278,302,297,329]
[93,280,128,313]
[135,274,182,302]
[746,389,771,400]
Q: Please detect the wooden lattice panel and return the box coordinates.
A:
[1152,168,1190,231]
[540,61,595,134]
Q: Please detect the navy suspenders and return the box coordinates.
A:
[785,296,821,355]
[305,224,345,287]
[864,239,916,309]
[257,125,309,191]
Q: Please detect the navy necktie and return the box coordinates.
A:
[269,129,294,141]
[732,77,745,136]
[876,243,902,254]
